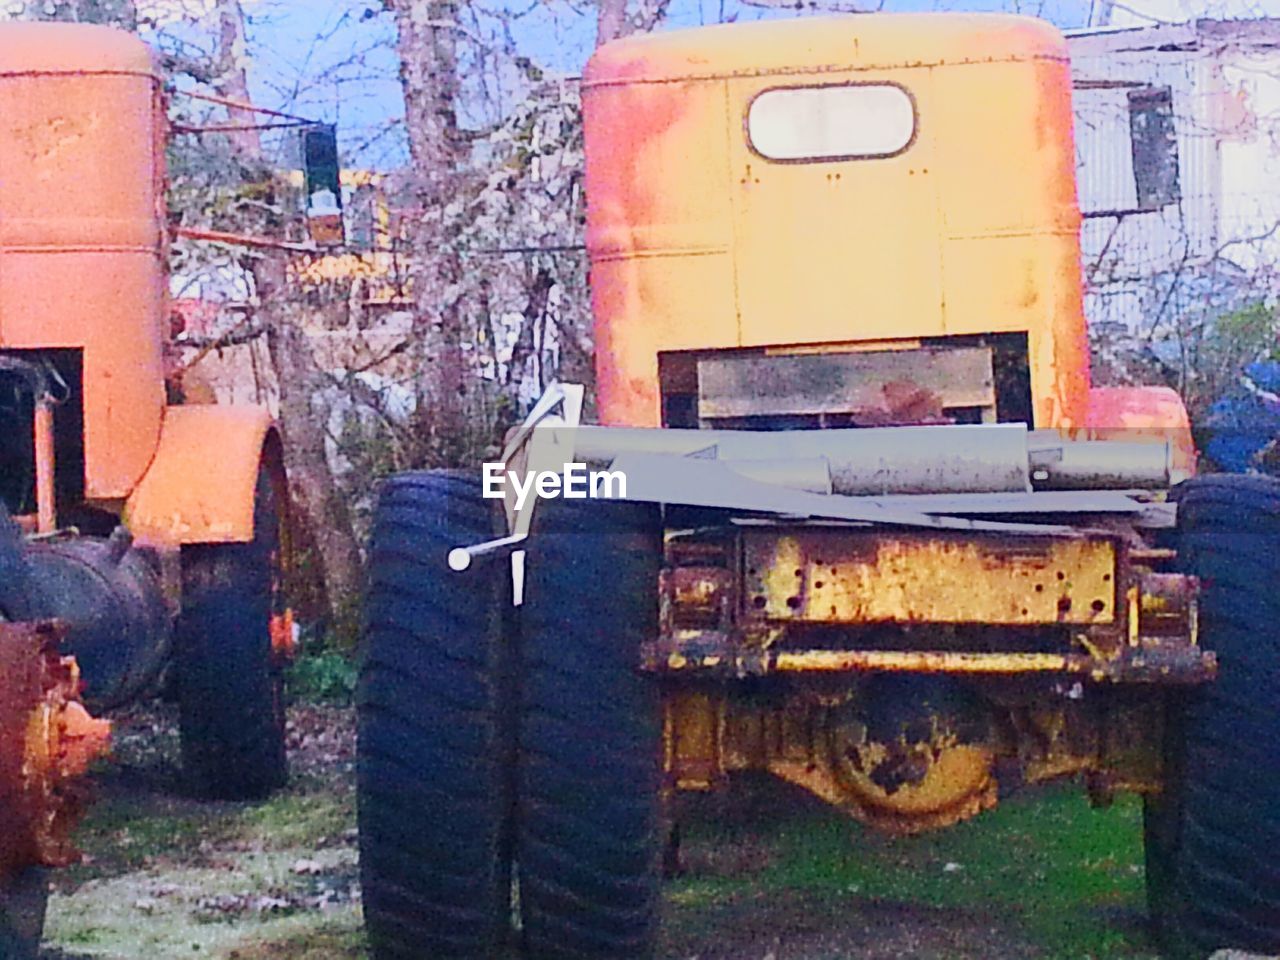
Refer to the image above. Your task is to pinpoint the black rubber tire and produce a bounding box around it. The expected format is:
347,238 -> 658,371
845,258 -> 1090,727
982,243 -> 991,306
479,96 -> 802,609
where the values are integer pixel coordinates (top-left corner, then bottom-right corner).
0,868 -> 47,960
0,501 -> 33,622
517,495 -> 663,960
1145,474 -> 1280,958
357,471 -> 513,960
175,466 -> 288,800
0,510 -> 44,959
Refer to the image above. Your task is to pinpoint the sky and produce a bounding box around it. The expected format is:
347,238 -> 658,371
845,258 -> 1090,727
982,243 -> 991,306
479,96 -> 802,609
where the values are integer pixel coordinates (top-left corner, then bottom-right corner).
144,0 -> 1280,171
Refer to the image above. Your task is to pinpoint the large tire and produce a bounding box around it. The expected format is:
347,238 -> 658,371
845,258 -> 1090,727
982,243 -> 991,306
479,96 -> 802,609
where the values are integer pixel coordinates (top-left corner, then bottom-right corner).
0,868 -> 47,960
0,512 -> 44,960
357,471 -> 513,960
0,502 -> 33,622
1145,474 -> 1280,958
518,496 -> 663,960
175,466 -> 288,800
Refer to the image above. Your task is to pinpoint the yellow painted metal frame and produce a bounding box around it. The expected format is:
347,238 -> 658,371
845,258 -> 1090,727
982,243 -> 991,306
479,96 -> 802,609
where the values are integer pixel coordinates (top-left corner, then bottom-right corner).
744,529 -> 1117,625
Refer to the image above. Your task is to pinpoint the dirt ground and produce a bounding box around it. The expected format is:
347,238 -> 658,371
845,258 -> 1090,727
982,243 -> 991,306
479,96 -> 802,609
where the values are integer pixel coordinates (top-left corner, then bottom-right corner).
42,703 -> 363,960
41,703 -> 1162,960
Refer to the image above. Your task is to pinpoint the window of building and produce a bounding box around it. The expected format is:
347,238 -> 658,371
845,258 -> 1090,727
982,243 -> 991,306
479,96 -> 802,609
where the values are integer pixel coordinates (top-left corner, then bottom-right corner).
1128,86 -> 1180,210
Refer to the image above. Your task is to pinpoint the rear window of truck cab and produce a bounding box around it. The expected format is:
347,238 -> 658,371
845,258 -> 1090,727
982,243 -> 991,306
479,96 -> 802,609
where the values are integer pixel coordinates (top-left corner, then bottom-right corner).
747,83 -> 916,161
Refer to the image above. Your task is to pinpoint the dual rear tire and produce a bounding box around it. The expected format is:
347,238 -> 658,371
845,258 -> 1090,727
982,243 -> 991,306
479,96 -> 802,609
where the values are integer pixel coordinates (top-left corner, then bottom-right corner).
357,472 -> 662,959
1145,474 -> 1280,958
361,470 -> 1280,960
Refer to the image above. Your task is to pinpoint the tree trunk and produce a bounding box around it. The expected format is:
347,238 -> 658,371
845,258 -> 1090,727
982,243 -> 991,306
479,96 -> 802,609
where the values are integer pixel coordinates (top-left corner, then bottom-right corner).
596,0 -> 629,47
393,0 -> 468,466
213,0 -> 365,641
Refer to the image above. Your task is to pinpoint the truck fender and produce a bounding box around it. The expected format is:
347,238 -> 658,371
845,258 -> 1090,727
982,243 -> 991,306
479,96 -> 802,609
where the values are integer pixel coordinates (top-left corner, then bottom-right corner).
1085,385 -> 1197,480
124,404 -> 284,547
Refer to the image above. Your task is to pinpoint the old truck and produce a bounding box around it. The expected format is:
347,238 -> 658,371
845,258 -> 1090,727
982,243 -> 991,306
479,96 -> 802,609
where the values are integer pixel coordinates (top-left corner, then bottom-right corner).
0,22 -> 292,956
357,13 -> 1278,960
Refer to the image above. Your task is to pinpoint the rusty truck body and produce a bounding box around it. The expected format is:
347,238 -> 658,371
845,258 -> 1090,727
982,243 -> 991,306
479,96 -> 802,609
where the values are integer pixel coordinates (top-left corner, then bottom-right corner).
0,23 -> 293,956
357,13 -> 1279,960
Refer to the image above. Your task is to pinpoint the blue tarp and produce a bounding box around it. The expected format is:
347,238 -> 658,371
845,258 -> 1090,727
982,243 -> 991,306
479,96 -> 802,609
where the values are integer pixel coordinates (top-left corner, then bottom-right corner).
1203,360 -> 1280,473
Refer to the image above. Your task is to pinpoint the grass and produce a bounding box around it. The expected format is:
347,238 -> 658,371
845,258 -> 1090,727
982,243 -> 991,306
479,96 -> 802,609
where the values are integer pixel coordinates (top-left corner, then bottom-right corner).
218,923 -> 367,959
58,786 -> 355,883
285,649 -> 358,705
239,791 -> 355,850
45,706 -> 363,960
668,777 -> 1159,959
46,704 -> 1161,960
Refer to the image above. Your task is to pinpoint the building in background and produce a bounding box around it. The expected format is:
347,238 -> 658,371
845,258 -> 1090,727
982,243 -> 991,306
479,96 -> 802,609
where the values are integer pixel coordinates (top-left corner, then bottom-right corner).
1067,20 -> 1280,373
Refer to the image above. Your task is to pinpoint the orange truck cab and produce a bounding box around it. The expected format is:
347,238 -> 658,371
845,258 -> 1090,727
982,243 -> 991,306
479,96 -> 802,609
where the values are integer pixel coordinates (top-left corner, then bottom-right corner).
0,22 -> 281,543
0,24 -> 292,952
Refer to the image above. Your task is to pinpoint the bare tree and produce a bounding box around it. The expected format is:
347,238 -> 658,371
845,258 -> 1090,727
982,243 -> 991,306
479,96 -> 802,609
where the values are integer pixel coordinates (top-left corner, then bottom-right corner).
596,0 -> 676,47
391,0 -> 470,465
208,0 -> 366,637
597,0 -> 628,46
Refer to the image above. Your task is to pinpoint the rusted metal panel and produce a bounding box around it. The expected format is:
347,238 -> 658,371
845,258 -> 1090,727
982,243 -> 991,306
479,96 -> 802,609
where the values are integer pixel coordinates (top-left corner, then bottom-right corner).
0,621 -> 110,884
662,689 -> 726,791
696,347 -> 995,422
743,529 -> 1118,625
650,527 -> 1210,682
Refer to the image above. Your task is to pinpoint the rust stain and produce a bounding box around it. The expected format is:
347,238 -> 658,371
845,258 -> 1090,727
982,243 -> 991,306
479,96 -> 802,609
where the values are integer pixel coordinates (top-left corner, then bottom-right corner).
746,531 -> 1117,625
0,622 -> 111,883
13,111 -> 102,178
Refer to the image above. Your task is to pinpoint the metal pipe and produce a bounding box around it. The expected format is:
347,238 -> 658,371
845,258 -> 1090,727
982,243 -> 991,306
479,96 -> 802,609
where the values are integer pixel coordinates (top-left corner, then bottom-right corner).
172,225 -> 315,253
539,424 -> 1174,495
33,398 -> 55,535
0,357 -> 59,532
1027,430 -> 1171,490
566,423 -> 1034,496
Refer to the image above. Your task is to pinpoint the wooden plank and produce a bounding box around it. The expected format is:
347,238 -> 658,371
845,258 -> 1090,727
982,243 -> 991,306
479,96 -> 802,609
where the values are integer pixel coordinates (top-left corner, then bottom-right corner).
697,347 -> 995,421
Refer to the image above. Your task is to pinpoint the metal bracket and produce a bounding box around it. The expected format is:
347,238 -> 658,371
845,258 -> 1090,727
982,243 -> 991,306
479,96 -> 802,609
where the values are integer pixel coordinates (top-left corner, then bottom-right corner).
447,381 -> 585,606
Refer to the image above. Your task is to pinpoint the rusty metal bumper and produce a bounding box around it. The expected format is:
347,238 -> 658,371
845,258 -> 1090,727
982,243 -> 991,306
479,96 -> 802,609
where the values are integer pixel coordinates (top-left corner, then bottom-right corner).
647,527 -> 1213,687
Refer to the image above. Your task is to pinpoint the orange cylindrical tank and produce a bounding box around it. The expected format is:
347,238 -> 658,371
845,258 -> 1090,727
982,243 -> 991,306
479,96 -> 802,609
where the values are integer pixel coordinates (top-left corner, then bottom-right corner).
583,14 -> 1091,432
0,23 -> 167,502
